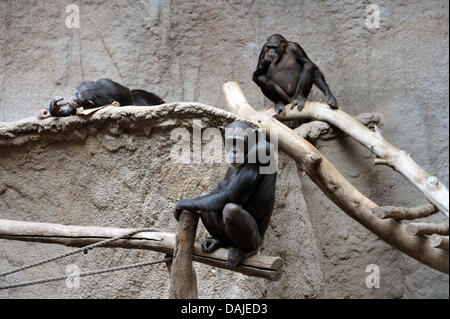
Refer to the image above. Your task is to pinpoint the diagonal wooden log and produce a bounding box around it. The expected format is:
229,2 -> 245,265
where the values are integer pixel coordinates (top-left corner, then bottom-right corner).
266,102 -> 449,217
0,218 -> 282,280
222,81 -> 448,274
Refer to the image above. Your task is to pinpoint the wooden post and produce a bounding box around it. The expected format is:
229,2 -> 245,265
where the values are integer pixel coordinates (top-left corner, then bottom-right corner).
169,211 -> 199,299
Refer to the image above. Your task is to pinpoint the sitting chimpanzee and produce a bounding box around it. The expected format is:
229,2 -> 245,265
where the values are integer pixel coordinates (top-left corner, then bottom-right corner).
253,34 -> 338,115
174,121 -> 277,269
38,78 -> 165,119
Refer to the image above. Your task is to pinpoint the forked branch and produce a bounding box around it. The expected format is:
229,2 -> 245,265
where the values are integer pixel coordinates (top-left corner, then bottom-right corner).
267,103 -> 449,217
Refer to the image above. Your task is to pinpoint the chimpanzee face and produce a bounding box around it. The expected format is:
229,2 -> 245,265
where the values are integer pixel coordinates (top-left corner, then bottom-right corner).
225,135 -> 247,168
68,88 -> 99,109
265,44 -> 281,63
220,121 -> 257,168
264,34 -> 287,63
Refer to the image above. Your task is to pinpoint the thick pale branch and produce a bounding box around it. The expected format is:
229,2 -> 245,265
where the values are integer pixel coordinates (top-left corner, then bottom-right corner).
0,219 -> 282,281
406,222 -> 449,236
374,204 -> 438,220
268,102 -> 449,216
223,81 -> 448,274
430,235 -> 449,250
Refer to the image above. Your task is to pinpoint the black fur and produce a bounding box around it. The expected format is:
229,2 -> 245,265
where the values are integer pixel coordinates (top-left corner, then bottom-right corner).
40,78 -> 164,118
175,121 -> 277,269
131,89 -> 165,106
253,34 -> 337,114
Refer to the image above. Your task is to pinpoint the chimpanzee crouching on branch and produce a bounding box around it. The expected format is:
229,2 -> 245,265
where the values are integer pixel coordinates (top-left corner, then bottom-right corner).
253,34 -> 338,115
38,78 -> 165,119
174,121 -> 277,269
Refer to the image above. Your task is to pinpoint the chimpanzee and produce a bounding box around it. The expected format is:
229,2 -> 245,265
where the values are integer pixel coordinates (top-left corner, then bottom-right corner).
37,78 -> 165,119
174,121 -> 277,269
253,34 -> 338,115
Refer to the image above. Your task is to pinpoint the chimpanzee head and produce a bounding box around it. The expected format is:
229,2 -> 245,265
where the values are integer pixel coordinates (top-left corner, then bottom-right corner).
264,34 -> 287,63
219,121 -> 258,168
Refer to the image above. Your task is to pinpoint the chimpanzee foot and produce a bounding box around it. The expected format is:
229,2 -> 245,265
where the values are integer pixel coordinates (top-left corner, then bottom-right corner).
50,96 -> 64,108
274,102 -> 286,116
201,237 -> 222,253
48,96 -> 66,114
325,94 -> 338,109
37,108 -> 51,119
226,248 -> 257,269
291,98 -> 306,112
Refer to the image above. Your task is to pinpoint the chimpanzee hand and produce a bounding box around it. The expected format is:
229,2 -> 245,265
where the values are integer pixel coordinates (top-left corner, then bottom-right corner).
174,199 -> 196,221
262,57 -> 272,67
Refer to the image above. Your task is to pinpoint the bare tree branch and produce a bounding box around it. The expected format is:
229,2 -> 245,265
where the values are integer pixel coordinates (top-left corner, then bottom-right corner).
374,204 -> 438,220
267,102 -> 449,216
430,234 -> 449,250
406,222 -> 449,236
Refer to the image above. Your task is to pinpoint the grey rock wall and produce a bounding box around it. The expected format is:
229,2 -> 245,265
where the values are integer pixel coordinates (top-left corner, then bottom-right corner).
0,0 -> 448,298
0,105 -> 324,298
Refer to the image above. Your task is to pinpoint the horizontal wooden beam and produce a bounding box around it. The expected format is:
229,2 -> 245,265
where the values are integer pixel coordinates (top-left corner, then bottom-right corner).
0,219 -> 282,281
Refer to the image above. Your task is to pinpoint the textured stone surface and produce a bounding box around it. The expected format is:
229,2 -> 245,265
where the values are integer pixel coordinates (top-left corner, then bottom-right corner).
0,0 -> 448,298
0,105 -> 323,298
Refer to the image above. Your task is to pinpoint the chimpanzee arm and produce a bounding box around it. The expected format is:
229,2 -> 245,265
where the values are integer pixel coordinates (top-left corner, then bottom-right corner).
252,44 -> 270,82
206,167 -> 237,195
290,43 -> 337,108
207,179 -> 227,196
175,165 -> 261,215
289,43 -> 314,67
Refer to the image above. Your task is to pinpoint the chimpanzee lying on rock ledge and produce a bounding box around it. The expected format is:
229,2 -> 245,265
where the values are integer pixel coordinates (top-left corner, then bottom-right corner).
38,78 -> 165,119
